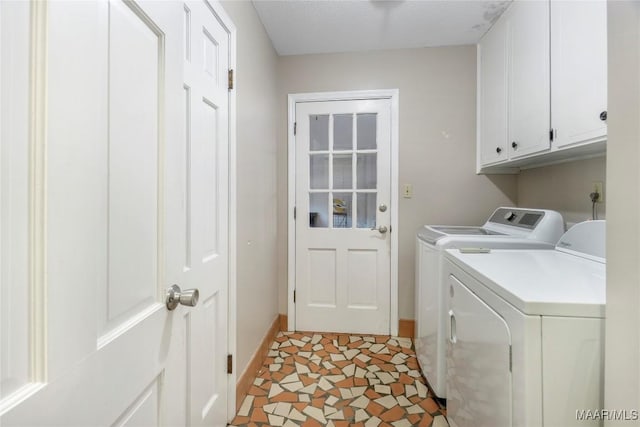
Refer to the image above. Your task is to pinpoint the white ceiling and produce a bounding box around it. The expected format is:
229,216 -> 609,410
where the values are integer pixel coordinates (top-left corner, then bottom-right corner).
252,0 -> 512,56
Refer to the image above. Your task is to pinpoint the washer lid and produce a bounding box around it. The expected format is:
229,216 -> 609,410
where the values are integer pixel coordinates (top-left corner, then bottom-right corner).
430,226 -> 504,236
445,249 -> 605,318
418,226 -> 504,244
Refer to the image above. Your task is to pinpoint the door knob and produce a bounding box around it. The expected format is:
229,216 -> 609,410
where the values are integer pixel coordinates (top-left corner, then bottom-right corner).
166,284 -> 199,311
371,225 -> 388,234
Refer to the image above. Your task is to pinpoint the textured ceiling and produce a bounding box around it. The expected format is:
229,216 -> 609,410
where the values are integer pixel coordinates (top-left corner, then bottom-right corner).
252,0 -> 512,56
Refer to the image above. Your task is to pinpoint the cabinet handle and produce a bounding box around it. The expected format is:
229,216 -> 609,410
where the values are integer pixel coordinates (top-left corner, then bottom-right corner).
511,141 -> 518,149
600,111 -> 607,121
496,147 -> 502,154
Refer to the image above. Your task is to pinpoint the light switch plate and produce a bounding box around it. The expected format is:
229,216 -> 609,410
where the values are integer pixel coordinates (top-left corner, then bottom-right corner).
403,184 -> 413,198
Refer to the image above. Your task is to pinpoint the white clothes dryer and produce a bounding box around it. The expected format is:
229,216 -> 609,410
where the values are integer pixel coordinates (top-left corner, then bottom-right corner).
444,220 -> 606,427
415,207 -> 564,399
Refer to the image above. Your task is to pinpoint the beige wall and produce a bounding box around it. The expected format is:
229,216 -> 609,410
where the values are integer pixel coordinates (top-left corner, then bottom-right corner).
517,157 -> 606,227
216,1 -> 635,415
604,1 -> 640,421
220,1 -> 280,377
277,47 -> 518,320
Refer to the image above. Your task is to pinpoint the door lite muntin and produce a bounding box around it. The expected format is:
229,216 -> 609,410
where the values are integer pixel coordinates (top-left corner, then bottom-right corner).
308,113 -> 378,229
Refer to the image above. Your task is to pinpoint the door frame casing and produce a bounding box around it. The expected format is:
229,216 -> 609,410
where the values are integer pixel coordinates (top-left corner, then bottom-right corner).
287,89 -> 400,335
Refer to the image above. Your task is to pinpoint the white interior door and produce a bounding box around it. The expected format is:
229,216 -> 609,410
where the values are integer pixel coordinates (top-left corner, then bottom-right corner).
0,1 -> 232,425
294,99 -> 391,335
181,1 -> 230,424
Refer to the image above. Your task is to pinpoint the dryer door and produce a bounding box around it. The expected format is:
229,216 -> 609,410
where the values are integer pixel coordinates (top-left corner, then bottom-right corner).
447,275 -> 513,427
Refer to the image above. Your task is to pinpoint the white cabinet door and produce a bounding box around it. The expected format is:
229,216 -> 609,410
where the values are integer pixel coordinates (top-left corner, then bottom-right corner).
551,0 -> 607,148
478,16 -> 509,166
508,0 -> 551,159
447,275 -> 512,427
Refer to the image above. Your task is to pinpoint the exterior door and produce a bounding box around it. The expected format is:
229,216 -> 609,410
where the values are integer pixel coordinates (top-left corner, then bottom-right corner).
294,99 -> 391,335
0,0 -> 232,425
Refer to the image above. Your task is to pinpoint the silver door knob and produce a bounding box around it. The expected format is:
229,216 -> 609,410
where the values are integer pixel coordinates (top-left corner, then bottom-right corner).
371,225 -> 388,234
166,284 -> 199,311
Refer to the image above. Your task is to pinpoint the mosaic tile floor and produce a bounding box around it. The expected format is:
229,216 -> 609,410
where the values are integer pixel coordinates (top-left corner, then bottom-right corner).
231,332 -> 448,427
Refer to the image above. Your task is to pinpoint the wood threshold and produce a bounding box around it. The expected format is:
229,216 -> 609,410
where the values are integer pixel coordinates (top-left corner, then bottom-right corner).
278,314 -> 415,338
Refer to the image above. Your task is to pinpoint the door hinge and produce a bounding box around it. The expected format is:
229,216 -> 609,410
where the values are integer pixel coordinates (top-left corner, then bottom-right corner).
228,69 -> 234,91
294,206 -> 296,219
509,345 -> 512,372
227,354 -> 233,374
294,122 -> 297,135
293,290 -> 296,303
549,128 -> 554,142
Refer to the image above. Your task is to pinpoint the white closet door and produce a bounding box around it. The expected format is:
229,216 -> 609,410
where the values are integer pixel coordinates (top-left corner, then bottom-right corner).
0,1 -> 232,425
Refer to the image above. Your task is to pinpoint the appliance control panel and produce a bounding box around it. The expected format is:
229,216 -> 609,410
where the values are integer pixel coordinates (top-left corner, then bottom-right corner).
488,208 -> 545,230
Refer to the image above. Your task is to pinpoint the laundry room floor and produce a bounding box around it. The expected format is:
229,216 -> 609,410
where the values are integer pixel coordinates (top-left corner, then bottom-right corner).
230,332 -> 448,427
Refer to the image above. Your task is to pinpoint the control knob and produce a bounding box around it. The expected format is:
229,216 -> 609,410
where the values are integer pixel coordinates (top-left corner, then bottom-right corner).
504,211 -> 517,222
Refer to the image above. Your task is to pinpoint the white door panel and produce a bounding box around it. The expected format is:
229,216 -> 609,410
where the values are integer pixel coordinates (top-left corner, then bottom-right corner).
0,0 -> 232,425
0,0 -> 31,401
295,99 -> 391,335
550,0 -> 607,148
183,1 -> 229,423
478,16 -> 508,165
508,0 -> 550,158
447,275 -> 512,427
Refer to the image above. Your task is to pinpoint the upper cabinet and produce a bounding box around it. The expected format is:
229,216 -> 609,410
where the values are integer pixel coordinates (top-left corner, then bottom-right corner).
550,0 -> 608,148
477,0 -> 607,173
509,0 -> 551,159
478,15 -> 508,166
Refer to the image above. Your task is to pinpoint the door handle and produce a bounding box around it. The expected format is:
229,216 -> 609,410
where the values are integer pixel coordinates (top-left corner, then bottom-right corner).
449,310 -> 457,344
371,225 -> 388,234
166,284 -> 199,310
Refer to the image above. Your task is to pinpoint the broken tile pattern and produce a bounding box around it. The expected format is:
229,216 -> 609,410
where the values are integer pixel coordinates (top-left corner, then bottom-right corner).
231,332 -> 447,427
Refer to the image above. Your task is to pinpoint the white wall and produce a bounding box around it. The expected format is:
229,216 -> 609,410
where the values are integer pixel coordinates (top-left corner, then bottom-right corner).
277,47 -> 518,321
517,157 -> 606,227
604,1 -> 640,421
219,1 -> 279,378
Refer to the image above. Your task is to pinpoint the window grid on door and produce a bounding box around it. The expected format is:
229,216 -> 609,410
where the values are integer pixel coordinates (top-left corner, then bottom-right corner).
308,113 -> 378,229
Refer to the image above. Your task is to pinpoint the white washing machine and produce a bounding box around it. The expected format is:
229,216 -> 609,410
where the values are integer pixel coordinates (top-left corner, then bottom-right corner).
415,207 -> 564,399
444,220 -> 606,427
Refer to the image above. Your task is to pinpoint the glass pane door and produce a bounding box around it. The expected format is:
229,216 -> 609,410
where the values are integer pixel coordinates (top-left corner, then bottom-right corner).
308,112 -> 378,229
